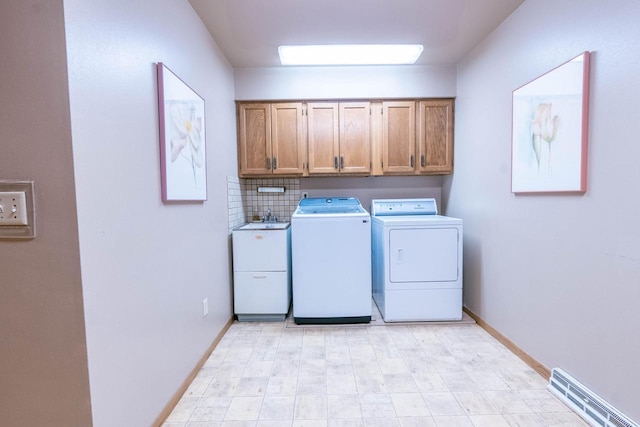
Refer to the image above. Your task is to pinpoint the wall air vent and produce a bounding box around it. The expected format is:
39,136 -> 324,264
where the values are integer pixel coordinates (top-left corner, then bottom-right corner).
548,368 -> 638,427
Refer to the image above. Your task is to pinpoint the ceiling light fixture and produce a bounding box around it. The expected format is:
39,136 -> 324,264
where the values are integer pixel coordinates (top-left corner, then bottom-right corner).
278,44 -> 424,66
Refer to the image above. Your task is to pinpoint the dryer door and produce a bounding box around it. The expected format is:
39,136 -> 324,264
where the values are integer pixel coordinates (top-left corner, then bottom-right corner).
389,227 -> 459,283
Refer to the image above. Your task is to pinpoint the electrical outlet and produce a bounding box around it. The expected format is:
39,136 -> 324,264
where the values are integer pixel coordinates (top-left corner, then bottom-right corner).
0,192 -> 28,226
202,298 -> 208,317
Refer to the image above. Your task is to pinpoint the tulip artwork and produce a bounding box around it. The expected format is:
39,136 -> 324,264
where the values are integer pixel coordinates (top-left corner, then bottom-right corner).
157,63 -> 207,202
511,52 -> 590,194
531,102 -> 560,172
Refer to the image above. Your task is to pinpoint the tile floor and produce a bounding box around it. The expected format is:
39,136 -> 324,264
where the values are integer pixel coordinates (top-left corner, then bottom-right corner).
163,311 -> 587,427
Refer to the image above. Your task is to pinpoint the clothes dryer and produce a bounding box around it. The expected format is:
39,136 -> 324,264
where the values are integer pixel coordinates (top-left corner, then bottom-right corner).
371,198 -> 462,322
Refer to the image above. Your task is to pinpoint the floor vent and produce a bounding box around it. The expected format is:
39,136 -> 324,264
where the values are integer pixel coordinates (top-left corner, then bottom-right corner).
549,368 -> 638,427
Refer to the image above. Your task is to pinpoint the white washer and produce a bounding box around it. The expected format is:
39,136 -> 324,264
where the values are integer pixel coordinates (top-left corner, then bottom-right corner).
371,198 -> 463,322
292,197 -> 372,324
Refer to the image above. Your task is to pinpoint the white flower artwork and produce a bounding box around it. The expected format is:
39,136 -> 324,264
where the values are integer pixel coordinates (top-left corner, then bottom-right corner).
157,63 -> 207,201
511,52 -> 590,194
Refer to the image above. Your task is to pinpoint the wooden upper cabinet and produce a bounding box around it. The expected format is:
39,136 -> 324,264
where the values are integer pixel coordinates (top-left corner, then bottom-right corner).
417,100 -> 454,174
307,101 -> 371,175
237,102 -> 304,176
237,103 -> 271,175
271,103 -> 305,175
382,101 -> 416,174
237,98 -> 453,177
307,102 -> 340,174
339,102 -> 371,174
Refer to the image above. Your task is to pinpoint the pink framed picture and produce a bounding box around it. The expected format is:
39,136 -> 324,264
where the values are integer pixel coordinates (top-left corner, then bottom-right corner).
511,52 -> 590,194
157,62 -> 207,202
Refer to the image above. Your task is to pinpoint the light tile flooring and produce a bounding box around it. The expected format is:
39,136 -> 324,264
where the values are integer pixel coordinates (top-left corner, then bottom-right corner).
164,313 -> 587,427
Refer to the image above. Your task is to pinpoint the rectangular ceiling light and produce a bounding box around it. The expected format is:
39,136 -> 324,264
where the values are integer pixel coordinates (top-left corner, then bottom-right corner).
278,44 -> 423,66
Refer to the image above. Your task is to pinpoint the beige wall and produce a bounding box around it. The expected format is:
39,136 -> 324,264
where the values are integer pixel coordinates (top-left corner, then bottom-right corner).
445,0 -> 640,420
62,0 -> 238,425
233,64 -> 456,100
1,0 -> 237,424
0,1 -> 92,425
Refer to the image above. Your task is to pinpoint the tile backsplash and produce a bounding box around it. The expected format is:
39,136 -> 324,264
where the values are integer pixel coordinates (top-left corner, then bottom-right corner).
227,176 -> 246,232
227,176 -> 301,232
243,178 -> 300,223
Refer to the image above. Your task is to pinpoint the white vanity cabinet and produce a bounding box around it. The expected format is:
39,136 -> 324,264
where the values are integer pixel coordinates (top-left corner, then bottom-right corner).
232,223 -> 291,321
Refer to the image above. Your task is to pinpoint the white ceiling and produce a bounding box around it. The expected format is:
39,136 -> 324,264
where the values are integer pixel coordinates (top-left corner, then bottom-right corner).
189,0 -> 524,68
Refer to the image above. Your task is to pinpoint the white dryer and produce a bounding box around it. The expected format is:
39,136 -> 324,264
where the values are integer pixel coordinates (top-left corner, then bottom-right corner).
371,198 -> 463,322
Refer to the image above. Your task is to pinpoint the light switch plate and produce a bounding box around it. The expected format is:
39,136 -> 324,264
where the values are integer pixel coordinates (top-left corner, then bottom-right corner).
0,191 -> 28,225
0,181 -> 35,239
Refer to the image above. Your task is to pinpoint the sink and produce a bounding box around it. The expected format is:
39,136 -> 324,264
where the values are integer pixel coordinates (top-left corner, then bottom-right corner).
237,222 -> 290,230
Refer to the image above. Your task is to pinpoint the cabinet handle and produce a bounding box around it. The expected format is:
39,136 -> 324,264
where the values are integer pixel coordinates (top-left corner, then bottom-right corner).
340,156 -> 344,169
421,154 -> 426,167
273,157 -> 277,170
334,156 -> 338,169
252,274 -> 268,279
410,155 -> 414,167
266,157 -> 271,170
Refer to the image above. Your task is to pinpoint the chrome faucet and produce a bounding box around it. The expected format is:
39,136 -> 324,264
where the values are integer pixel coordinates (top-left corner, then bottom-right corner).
263,208 -> 277,222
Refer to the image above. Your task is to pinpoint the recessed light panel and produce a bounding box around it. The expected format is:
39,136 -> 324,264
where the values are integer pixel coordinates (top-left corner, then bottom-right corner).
278,44 -> 423,66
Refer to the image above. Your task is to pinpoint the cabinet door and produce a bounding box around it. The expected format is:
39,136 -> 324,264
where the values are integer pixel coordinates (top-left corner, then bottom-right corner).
339,102 -> 371,174
417,100 -> 454,174
233,272 -> 290,314
307,102 -> 340,174
382,101 -> 416,174
237,103 -> 271,175
271,103 -> 305,175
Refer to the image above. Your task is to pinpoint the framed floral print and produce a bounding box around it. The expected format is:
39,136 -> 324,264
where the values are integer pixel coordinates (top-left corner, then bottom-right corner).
511,52 -> 590,194
157,62 -> 207,202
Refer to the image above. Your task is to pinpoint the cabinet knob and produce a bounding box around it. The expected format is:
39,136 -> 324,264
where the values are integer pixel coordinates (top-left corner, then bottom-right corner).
410,155 -> 414,167
266,157 -> 271,170
340,156 -> 344,169
334,156 -> 338,169
273,157 -> 277,170
421,154 -> 426,167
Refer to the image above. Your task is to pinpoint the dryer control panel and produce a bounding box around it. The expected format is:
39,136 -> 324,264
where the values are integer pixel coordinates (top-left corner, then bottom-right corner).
371,198 -> 438,216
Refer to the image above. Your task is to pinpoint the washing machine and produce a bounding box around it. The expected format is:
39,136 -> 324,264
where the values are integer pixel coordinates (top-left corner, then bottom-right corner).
371,198 -> 462,322
291,197 -> 371,324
